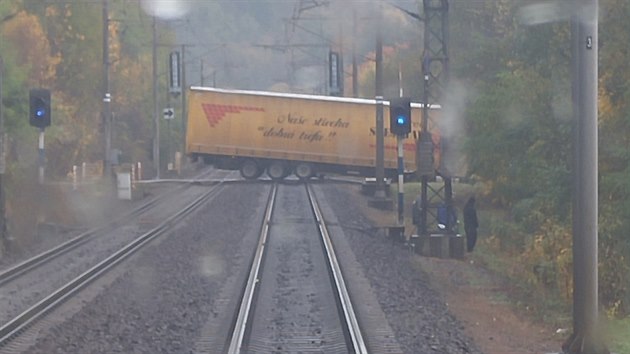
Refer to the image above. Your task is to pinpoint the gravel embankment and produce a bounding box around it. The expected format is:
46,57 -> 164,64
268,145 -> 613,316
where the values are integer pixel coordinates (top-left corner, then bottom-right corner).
0,184 -> 211,327
319,183 -> 483,354
22,183 -> 269,354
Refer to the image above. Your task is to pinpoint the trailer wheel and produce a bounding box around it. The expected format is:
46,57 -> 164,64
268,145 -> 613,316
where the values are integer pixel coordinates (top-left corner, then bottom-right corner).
240,159 -> 262,180
267,161 -> 288,180
294,163 -> 314,180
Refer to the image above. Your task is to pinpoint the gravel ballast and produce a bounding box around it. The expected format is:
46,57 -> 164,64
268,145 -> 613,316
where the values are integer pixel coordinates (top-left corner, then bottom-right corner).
15,181 -> 483,354
22,183 -> 269,354
319,183 -> 483,354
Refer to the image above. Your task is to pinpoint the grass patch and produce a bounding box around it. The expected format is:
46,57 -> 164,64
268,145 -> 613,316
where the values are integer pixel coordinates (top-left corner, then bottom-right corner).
607,317 -> 630,353
469,213 -> 573,328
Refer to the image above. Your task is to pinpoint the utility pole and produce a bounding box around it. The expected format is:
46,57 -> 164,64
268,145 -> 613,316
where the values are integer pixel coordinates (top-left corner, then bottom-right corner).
38,128 -> 45,184
563,1 -> 608,353
374,13 -> 385,198
419,0 -> 450,236
0,57 -> 6,249
152,16 -> 160,179
166,87 -> 171,172
102,0 -> 112,179
180,44 -> 188,155
200,60 -> 204,86
352,10 -> 358,98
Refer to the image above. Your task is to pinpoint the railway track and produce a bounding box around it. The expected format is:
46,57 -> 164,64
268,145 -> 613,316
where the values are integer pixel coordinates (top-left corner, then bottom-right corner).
227,183 -> 367,353
0,167 -> 222,287
0,170 -> 229,349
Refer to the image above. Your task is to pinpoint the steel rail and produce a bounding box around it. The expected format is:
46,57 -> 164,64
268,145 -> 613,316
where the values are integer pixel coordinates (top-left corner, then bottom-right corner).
0,183 -> 224,346
227,183 -> 277,354
0,198 -> 159,287
0,168 -> 218,287
306,184 -> 368,354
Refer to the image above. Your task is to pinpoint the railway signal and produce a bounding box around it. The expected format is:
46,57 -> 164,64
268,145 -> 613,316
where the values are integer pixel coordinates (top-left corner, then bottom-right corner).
389,97 -> 412,229
389,97 -> 411,136
29,88 -> 51,128
169,51 -> 181,96
29,88 -> 50,184
329,50 -> 343,96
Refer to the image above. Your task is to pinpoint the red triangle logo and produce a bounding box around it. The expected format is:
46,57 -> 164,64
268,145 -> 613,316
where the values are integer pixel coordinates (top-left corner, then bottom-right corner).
201,104 -> 265,127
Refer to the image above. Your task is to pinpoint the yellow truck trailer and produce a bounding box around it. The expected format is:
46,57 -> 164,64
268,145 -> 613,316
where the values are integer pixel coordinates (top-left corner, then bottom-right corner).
186,86 -> 439,180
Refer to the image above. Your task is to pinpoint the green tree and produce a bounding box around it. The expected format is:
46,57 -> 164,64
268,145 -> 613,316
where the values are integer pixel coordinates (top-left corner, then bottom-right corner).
457,0 -> 630,317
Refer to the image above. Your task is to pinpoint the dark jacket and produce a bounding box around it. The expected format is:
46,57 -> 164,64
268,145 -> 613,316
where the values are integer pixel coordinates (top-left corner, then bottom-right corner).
463,197 -> 478,230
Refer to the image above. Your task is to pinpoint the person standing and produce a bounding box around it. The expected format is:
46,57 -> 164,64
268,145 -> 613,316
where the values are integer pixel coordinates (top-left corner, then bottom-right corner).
463,196 -> 478,252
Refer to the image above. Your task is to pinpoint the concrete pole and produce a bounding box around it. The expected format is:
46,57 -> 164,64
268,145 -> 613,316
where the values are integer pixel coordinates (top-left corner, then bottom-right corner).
166,83 -> 171,171
152,16 -> 160,179
397,135 -> 404,225
72,165 -> 77,191
200,60 -> 204,86
0,57 -> 5,246
375,16 -> 385,197
563,1 -> 608,353
38,128 -> 45,184
420,55 -> 430,235
352,10 -> 358,98
102,0 -> 112,178
181,45 -> 187,157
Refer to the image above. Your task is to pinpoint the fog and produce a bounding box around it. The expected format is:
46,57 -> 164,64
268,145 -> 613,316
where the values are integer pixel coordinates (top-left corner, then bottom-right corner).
164,0 -> 421,94
141,0 -> 191,20
439,80 -> 470,177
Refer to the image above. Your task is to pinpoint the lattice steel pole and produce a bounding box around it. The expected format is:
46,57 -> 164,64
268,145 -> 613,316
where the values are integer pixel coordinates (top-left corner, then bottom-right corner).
420,0 -> 450,235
